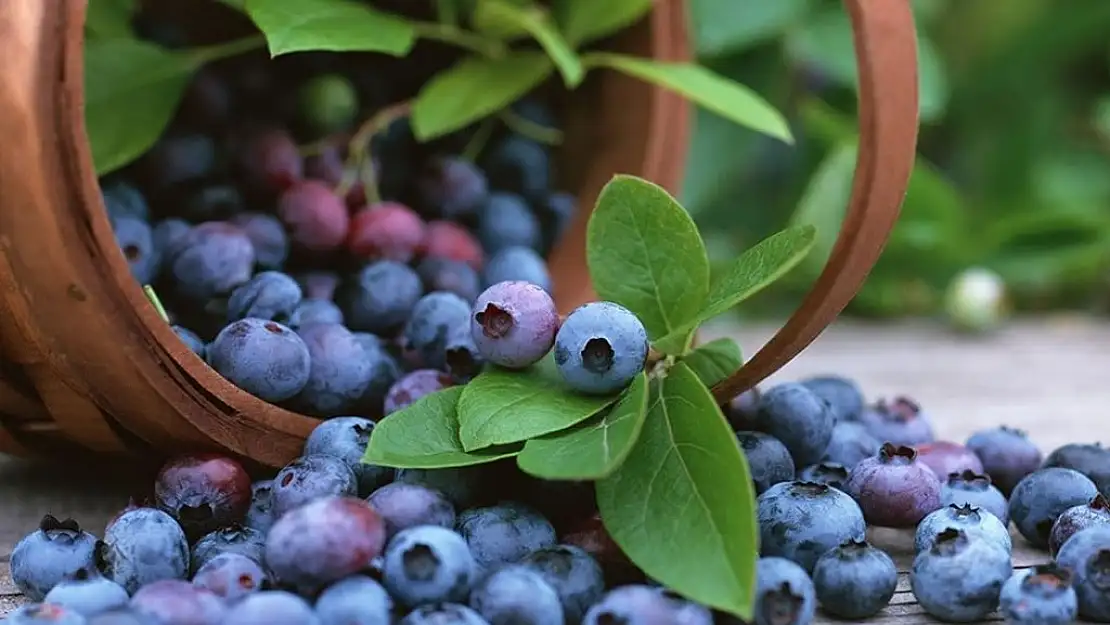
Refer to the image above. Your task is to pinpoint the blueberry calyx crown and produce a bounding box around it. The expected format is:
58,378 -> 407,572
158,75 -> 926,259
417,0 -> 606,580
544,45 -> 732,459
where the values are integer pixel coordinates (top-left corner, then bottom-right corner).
581,337 -> 615,374
947,502 -> 981,520
999,425 -> 1029,438
1090,493 -> 1110,511
878,442 -> 917,463
931,528 -> 969,556
875,396 -> 920,422
1023,562 -> 1073,592
1088,549 -> 1110,590
475,303 -> 513,339
759,581 -> 805,622
791,480 -> 832,496
809,462 -> 849,481
836,538 -> 871,557
947,469 -> 991,489
39,514 -> 81,534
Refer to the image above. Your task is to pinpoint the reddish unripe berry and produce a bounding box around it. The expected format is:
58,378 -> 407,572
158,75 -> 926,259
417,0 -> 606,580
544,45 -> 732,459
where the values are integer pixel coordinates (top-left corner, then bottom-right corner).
239,128 -> 303,193
423,220 -> 484,270
915,441 -> 985,479
347,202 -> 427,263
154,454 -> 252,541
846,443 -> 942,528
278,180 -> 350,252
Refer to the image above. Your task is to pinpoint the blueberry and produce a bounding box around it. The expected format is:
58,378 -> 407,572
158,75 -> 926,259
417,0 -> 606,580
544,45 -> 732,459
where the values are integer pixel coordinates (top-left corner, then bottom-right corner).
534,191 -> 575,254
340,260 -> 425,334
292,323 -> 374,415
352,333 -> 403,414
298,73 -> 358,134
277,179 -> 350,252
97,507 -> 189,594
1010,467 -> 1099,548
243,480 -> 275,534
287,298 -> 345,328
509,98 -> 558,130
6,603 -> 88,625
737,431 -> 795,494
102,181 -> 149,221
858,397 -> 935,446
811,539 -> 896,619
306,416 -> 394,497
820,421 -> 879,469
138,133 -> 217,190
519,544 -> 605,622
207,318 -> 311,402
915,503 -> 1012,554
456,502 -> 557,573
172,325 -> 206,358
230,213 -> 288,270
726,387 -> 760,431
192,552 -> 267,601
914,441 -> 984,479
1053,524 -> 1110,620
396,467 -> 489,510
398,603 -> 490,625
111,216 -> 158,284
999,563 -> 1078,625
470,281 -> 558,369
86,608 -> 159,625
910,528 -> 1012,622
403,292 -> 476,371
423,220 -> 485,271
315,575 -> 394,625
43,569 -> 129,617
152,218 -> 192,267
265,496 -> 386,593
222,590 -> 321,625
846,443 -> 942,528
385,370 -> 456,415
801,374 -> 864,423
752,383 -> 836,467
966,425 -> 1042,495
752,557 -> 816,625
417,258 -> 482,303
10,515 -> 99,600
296,271 -> 341,301
476,193 -> 542,254
796,462 -> 849,492
190,524 -> 265,573
757,481 -> 865,573
483,246 -> 551,292
348,202 -> 428,263
468,565 -> 563,625
154,453 -> 252,540
1050,493 -> 1110,557
416,156 -> 489,219
941,470 -> 1009,525
1043,442 -> 1110,498
382,525 -> 477,606
367,482 -> 456,539
129,579 -> 226,625
171,222 -> 255,300
481,135 -> 550,202
272,454 -> 359,517
553,302 -> 647,395
582,585 -> 710,625
226,271 -> 303,322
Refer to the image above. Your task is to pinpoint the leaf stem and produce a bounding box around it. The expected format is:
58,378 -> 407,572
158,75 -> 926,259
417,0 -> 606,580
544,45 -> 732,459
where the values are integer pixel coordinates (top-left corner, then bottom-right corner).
498,108 -> 563,145
143,285 -> 170,323
189,34 -> 266,65
411,20 -> 507,58
461,117 -> 497,161
338,101 -> 412,201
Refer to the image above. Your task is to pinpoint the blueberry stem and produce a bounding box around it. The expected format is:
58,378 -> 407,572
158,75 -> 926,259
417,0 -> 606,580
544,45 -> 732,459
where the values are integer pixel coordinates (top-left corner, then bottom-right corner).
143,285 -> 170,323
339,101 -> 411,201
410,21 -> 507,58
498,108 -> 564,145
461,117 -> 497,161
189,34 -> 266,66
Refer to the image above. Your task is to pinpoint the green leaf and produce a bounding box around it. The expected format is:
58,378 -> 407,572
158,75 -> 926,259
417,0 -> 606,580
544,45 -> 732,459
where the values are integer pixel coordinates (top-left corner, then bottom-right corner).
693,0 -> 810,58
788,142 -> 859,276
516,373 -> 649,480
652,225 -> 816,354
553,0 -> 652,47
682,338 -> 742,388
583,53 -> 792,143
85,39 -> 201,175
472,0 -> 532,39
475,0 -> 584,86
586,175 -> 710,348
363,387 -> 522,468
597,363 -> 758,618
85,0 -> 137,39
244,0 -> 416,57
411,52 -> 554,141
456,354 -> 617,452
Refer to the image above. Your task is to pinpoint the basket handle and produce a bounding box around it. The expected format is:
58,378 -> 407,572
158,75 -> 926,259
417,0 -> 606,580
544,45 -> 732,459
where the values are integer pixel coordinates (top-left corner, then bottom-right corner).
710,0 -> 920,403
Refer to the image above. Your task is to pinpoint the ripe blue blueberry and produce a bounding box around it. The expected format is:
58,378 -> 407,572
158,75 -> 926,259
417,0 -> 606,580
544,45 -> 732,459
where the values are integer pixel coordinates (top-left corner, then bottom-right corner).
152,218 -> 192,268
553,302 -> 647,395
535,191 -> 576,255
382,525 -> 477,606
306,416 -> 394,497
190,524 -> 265,574
483,246 -> 551,293
811,539 -> 897,619
10,515 -> 99,601
221,590 -> 321,625
367,482 -> 456,540
582,585 -> 711,625
941,470 -> 1009,525
292,323 -> 375,416
456,502 -> 557,574
846,443 -> 942,528
858,396 -> 935,446
416,156 -> 489,219
1009,467 -> 1099,548
752,383 -> 836,468
98,508 -> 189,594
340,260 -> 425,334
520,545 -> 605,622
417,257 -> 482,303
1050,494 -> 1110,557
1053,524 -> 1110,621
243,480 -> 275,534
796,462 -> 850,492
315,575 -> 394,625
965,425 -> 1042,495
752,557 -> 816,625
398,603 -> 490,625
353,333 -> 403,415
404,292 -> 476,372
726,387 -> 760,431
287,298 -> 345,329
999,563 -> 1078,625
1043,442 -> 1110,498
230,212 -> 289,270
396,466 -> 489,510
481,135 -> 550,202
736,431 -> 795,494
476,193 -> 542,254
171,222 -> 255,301
206,318 -> 311,402
468,565 -> 563,625
801,374 -> 864,423
910,528 -> 1012,622
129,579 -> 226,625
102,181 -> 149,221
471,281 -> 558,369
192,552 -> 267,602
271,454 -> 359,518
172,325 -> 205,358
384,370 -> 456,415
6,603 -> 88,625
914,503 -> 1012,554
757,481 -> 866,574
43,569 -> 129,617
821,421 -> 880,469
111,216 -> 158,285
226,271 -> 303,322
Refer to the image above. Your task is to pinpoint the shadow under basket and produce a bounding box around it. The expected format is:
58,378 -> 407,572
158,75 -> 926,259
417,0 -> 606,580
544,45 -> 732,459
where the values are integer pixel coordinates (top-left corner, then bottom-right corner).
0,0 -> 921,468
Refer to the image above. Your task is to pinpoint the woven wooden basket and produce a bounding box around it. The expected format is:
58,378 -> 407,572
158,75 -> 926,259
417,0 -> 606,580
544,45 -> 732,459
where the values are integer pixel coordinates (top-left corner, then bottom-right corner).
0,0 -> 919,468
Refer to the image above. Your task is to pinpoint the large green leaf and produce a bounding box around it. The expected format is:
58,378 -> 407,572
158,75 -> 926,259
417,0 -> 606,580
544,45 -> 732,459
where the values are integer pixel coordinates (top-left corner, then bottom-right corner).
681,338 -> 742,388
553,0 -> 653,47
245,0 -> 417,56
85,0 -> 137,39
475,0 -> 583,86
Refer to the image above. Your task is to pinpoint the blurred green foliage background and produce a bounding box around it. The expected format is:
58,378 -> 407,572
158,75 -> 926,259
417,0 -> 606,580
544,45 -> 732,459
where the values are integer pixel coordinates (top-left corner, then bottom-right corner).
682,0 -> 1110,318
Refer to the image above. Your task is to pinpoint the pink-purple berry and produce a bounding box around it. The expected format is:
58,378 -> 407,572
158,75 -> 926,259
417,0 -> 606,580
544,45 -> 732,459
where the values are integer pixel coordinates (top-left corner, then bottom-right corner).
471,281 -> 559,369
846,443 -> 942,528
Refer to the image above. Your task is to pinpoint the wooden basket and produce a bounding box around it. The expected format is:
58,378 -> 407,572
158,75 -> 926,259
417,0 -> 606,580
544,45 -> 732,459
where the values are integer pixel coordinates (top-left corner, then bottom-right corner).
0,0 -> 919,467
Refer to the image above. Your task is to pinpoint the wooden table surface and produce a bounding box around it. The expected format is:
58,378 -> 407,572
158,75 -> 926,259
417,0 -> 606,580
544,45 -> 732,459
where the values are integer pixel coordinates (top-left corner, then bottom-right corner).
3,318 -> 1108,621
